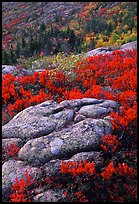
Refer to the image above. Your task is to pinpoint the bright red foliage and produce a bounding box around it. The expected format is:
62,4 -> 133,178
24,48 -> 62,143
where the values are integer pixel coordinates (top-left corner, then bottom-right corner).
101,134 -> 118,153
3,143 -> 20,157
101,161 -> 117,180
9,169 -> 36,202
60,160 -> 95,176
117,163 -> 137,178
2,50 -> 137,129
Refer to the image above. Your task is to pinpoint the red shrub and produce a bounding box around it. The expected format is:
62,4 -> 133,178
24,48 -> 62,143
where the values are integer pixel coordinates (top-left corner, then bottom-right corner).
9,170 -> 36,202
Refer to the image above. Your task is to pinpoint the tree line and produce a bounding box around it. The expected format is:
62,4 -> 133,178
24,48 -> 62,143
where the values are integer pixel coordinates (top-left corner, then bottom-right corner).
2,22 -> 84,65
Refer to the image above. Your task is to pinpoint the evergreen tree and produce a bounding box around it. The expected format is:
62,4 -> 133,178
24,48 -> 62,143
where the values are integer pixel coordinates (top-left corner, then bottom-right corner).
54,14 -> 62,23
44,32 -> 48,42
15,42 -> 20,58
53,26 -> 59,37
59,30 -> 65,38
65,26 -> 70,36
90,38 -> 95,50
40,22 -> 46,32
107,23 -> 113,36
21,36 -> 26,48
23,44 -> 30,58
29,36 -> 35,55
38,32 -> 45,50
22,28 -> 28,37
2,50 -> 9,64
33,37 -> 40,54
68,29 -> 76,50
9,49 -> 16,65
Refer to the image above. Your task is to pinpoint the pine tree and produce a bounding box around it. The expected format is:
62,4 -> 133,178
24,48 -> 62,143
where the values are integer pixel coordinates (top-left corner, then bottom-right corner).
53,26 -> 59,37
66,26 -> 70,36
2,50 -> 9,65
9,49 -> 16,65
15,42 -> 20,58
29,36 -> 35,55
90,38 -> 95,50
40,22 -> 46,32
68,29 -> 76,50
21,36 -> 26,48
22,28 -> 28,37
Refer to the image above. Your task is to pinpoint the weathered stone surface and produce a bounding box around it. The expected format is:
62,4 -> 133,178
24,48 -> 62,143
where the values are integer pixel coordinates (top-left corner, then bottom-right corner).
49,109 -> 75,130
86,41 -> 137,58
43,159 -> 62,177
33,189 -> 65,202
86,47 -> 113,57
120,41 -> 137,51
79,104 -> 111,118
2,65 -> 33,76
2,41 -> 137,201
18,118 -> 111,166
2,138 -> 24,149
2,115 -> 56,141
60,98 -> 103,108
12,100 -> 63,119
2,101 -> 74,141
2,98 -> 118,143
74,113 -> 86,123
2,65 -> 15,74
98,100 -> 119,109
78,100 -> 120,118
2,98 -> 120,200
2,160 -> 42,200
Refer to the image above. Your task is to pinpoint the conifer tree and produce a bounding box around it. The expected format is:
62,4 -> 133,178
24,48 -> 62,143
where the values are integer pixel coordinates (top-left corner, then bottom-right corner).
29,36 -> 35,55
9,49 -> 16,65
68,29 -> 76,50
21,36 -> 26,48
2,50 -> 9,64
40,22 -> 46,32
15,42 -> 20,58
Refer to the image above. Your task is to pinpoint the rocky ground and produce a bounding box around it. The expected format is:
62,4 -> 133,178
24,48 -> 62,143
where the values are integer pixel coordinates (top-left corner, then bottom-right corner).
2,97 -> 121,201
2,2 -> 83,32
2,41 -> 137,202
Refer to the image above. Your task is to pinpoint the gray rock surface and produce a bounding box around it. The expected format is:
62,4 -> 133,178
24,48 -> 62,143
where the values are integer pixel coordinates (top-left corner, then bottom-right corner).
79,105 -> 111,118
18,118 -> 111,166
60,98 -> 104,108
120,41 -> 137,51
86,41 -> 137,57
2,65 -> 15,73
2,65 -> 33,76
2,101 -> 74,141
2,98 -> 120,201
2,160 -> 42,200
2,138 -> 24,149
32,152 -> 104,202
86,47 -> 113,57
33,189 -> 65,202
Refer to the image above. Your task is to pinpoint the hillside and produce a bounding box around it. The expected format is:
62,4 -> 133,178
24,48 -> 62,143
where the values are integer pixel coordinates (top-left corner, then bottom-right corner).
2,2 -> 83,26
2,2 -> 137,202
2,48 -> 137,202
2,2 -> 137,65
